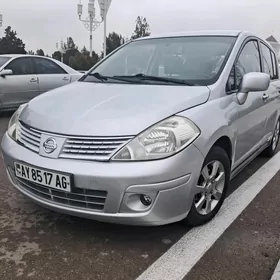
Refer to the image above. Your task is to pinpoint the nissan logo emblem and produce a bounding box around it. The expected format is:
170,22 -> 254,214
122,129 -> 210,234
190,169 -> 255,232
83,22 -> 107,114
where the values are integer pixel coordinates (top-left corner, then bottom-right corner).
43,138 -> 57,154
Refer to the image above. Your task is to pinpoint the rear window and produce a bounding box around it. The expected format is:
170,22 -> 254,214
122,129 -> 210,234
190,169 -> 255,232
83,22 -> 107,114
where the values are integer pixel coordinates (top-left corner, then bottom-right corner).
0,57 -> 10,68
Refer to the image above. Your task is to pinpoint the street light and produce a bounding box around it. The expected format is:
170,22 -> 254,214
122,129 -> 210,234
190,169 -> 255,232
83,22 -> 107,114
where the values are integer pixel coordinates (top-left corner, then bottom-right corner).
77,0 -> 112,57
56,40 -> 69,63
98,0 -> 112,57
77,0 -> 102,57
0,13 -> 3,28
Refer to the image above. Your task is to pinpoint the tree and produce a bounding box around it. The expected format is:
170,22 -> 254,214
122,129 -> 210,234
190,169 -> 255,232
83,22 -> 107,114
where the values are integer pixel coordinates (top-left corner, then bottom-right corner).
0,26 -> 26,54
63,37 -> 79,65
131,16 -> 151,40
52,51 -> 61,61
81,46 -> 89,56
36,49 -> 45,56
69,49 -> 99,71
65,37 -> 77,50
106,32 -> 124,55
28,50 -> 35,55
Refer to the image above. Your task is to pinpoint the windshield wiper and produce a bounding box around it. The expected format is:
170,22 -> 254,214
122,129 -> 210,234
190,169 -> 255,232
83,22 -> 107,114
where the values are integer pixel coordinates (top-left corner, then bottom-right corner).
87,72 -> 139,83
114,73 -> 194,86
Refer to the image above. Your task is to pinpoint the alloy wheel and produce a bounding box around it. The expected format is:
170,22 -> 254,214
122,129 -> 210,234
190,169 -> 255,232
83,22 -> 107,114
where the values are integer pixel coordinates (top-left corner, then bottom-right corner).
194,160 -> 225,215
272,120 -> 280,151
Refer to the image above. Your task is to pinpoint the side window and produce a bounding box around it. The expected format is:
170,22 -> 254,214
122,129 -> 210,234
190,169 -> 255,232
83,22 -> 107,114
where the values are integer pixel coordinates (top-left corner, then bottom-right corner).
5,58 -> 35,75
260,43 -> 274,79
33,58 -> 66,75
270,50 -> 278,80
235,40 -> 261,89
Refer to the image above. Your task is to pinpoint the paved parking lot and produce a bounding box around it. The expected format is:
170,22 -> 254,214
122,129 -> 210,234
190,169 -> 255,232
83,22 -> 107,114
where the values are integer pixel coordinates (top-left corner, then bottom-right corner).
0,112 -> 279,280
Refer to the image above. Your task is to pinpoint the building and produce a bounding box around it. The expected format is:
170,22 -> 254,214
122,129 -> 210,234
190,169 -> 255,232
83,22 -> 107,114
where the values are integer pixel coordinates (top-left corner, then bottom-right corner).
266,35 -> 280,58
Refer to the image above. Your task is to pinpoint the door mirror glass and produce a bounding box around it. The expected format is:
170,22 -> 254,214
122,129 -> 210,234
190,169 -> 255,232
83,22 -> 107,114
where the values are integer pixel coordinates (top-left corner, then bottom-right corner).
0,69 -> 13,76
239,72 -> 270,93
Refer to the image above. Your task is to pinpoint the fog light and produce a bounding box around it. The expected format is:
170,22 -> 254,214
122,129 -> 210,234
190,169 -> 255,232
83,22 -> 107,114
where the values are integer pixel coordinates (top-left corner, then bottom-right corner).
140,194 -> 153,206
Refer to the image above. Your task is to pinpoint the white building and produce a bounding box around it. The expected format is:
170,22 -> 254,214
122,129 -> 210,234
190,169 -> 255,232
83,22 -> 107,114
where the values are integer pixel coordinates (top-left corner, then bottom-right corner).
266,35 -> 280,58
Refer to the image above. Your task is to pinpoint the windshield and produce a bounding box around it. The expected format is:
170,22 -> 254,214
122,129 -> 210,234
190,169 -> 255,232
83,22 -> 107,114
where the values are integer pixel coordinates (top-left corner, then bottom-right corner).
0,57 -> 10,68
83,36 -> 236,86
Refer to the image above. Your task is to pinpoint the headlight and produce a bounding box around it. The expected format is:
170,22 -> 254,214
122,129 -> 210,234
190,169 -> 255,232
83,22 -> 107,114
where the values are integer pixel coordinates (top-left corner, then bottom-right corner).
8,104 -> 27,141
112,116 -> 200,161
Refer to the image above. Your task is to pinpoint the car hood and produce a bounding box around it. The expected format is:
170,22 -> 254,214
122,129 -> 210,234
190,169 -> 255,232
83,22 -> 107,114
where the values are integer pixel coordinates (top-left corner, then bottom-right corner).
20,82 -> 210,136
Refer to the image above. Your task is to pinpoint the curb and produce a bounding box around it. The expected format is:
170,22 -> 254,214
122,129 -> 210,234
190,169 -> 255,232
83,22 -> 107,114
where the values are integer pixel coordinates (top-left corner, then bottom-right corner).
271,259 -> 280,280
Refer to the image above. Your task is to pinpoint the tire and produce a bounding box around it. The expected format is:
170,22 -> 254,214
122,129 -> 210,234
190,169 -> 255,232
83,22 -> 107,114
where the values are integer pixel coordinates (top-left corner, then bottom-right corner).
261,119 -> 280,157
184,146 -> 230,227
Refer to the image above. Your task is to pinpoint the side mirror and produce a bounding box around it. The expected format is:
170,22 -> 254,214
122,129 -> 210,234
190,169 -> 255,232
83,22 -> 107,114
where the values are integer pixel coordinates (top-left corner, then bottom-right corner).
240,72 -> 270,94
0,69 -> 13,77
237,72 -> 270,105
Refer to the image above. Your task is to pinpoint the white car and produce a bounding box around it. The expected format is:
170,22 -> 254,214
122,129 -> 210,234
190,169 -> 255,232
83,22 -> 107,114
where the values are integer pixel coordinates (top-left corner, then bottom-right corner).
0,55 -> 83,111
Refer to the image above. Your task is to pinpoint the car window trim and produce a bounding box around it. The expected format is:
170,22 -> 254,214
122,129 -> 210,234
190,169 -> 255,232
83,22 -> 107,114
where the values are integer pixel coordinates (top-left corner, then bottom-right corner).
259,41 -> 279,81
270,50 -> 278,80
4,57 -> 36,76
32,57 -> 67,75
226,37 -> 262,95
259,41 -> 274,80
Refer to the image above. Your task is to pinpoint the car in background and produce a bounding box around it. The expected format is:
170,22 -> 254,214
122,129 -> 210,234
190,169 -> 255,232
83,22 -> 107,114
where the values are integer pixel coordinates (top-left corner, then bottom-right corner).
0,55 -> 83,111
1,30 -> 280,227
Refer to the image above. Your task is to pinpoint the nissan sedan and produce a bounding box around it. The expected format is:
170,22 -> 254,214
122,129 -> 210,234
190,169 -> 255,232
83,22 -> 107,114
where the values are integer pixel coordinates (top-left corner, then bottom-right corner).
0,55 -> 82,111
1,30 -> 280,226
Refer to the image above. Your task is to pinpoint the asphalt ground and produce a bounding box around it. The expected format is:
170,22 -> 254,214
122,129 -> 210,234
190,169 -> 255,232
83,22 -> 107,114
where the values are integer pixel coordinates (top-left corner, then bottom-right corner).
184,170 -> 280,280
0,111 -> 279,280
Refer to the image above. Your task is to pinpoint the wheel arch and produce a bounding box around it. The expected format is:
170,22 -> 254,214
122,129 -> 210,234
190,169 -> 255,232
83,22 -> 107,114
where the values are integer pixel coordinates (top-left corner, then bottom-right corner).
212,136 -> 233,165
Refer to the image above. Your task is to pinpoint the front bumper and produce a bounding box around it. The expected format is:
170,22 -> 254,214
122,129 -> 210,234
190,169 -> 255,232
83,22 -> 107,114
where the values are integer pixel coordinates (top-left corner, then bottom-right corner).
1,132 -> 204,226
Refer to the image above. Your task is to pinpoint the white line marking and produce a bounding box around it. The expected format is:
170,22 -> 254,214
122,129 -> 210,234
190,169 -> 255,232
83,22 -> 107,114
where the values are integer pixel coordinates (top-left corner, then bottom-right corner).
271,258 -> 280,280
137,152 -> 280,280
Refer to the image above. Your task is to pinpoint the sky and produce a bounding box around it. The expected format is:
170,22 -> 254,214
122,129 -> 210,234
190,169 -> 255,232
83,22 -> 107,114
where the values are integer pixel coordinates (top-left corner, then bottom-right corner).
0,0 -> 280,56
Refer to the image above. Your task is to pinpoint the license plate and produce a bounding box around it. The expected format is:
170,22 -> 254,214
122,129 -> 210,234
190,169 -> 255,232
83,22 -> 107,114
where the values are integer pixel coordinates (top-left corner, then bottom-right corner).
14,162 -> 71,192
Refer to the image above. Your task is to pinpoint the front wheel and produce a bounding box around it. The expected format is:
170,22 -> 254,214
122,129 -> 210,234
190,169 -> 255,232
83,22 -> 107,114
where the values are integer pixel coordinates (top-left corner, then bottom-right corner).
184,146 -> 230,227
262,119 -> 280,157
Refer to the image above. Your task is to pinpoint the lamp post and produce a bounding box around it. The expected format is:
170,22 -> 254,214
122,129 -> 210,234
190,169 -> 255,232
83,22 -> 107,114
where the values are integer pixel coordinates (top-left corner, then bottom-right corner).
77,0 -> 102,57
56,40 -> 70,63
78,0 -> 112,57
0,13 -> 3,28
98,0 -> 112,57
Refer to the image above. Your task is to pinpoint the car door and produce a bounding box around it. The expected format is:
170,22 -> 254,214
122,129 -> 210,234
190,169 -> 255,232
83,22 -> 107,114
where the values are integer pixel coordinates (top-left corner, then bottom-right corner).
32,57 -> 71,94
259,42 -> 280,143
0,57 -> 39,108
229,39 -> 267,168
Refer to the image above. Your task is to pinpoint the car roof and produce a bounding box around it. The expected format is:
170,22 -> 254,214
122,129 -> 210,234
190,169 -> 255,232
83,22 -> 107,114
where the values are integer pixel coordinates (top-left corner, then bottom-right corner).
134,30 -> 258,41
0,54 -> 50,58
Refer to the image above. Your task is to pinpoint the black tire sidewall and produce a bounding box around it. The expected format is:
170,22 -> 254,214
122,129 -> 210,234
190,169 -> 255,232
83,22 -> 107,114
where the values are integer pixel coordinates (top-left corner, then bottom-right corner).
262,118 -> 280,157
185,146 -> 231,226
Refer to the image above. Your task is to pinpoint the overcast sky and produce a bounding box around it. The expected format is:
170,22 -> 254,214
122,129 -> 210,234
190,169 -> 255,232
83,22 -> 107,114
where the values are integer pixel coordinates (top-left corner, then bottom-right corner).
0,0 -> 280,55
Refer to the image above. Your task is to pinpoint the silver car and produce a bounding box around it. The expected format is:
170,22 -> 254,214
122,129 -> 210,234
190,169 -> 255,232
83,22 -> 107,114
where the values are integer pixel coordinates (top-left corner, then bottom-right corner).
0,55 -> 82,111
1,30 -> 280,226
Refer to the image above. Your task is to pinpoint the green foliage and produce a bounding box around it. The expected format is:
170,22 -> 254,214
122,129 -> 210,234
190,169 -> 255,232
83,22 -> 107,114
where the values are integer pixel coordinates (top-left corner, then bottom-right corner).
69,48 -> 99,71
36,49 -> 45,56
131,16 -> 151,40
62,37 -> 79,66
0,26 -> 26,54
52,51 -> 61,61
106,32 -> 124,55
28,50 -> 35,55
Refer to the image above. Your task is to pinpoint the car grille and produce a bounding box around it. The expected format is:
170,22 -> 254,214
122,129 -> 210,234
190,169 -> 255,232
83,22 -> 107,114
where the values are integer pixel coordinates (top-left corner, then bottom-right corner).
60,136 -> 133,161
17,121 -> 133,161
8,167 -> 107,212
17,122 -> 41,153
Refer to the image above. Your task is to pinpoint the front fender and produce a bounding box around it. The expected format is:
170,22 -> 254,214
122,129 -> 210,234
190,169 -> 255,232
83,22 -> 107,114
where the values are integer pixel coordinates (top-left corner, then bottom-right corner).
178,94 -> 238,161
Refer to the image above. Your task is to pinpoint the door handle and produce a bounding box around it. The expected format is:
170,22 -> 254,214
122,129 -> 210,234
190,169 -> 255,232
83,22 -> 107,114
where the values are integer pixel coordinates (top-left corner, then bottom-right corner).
63,77 -> 70,81
276,86 -> 280,94
262,93 -> 269,101
30,77 -> 37,83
